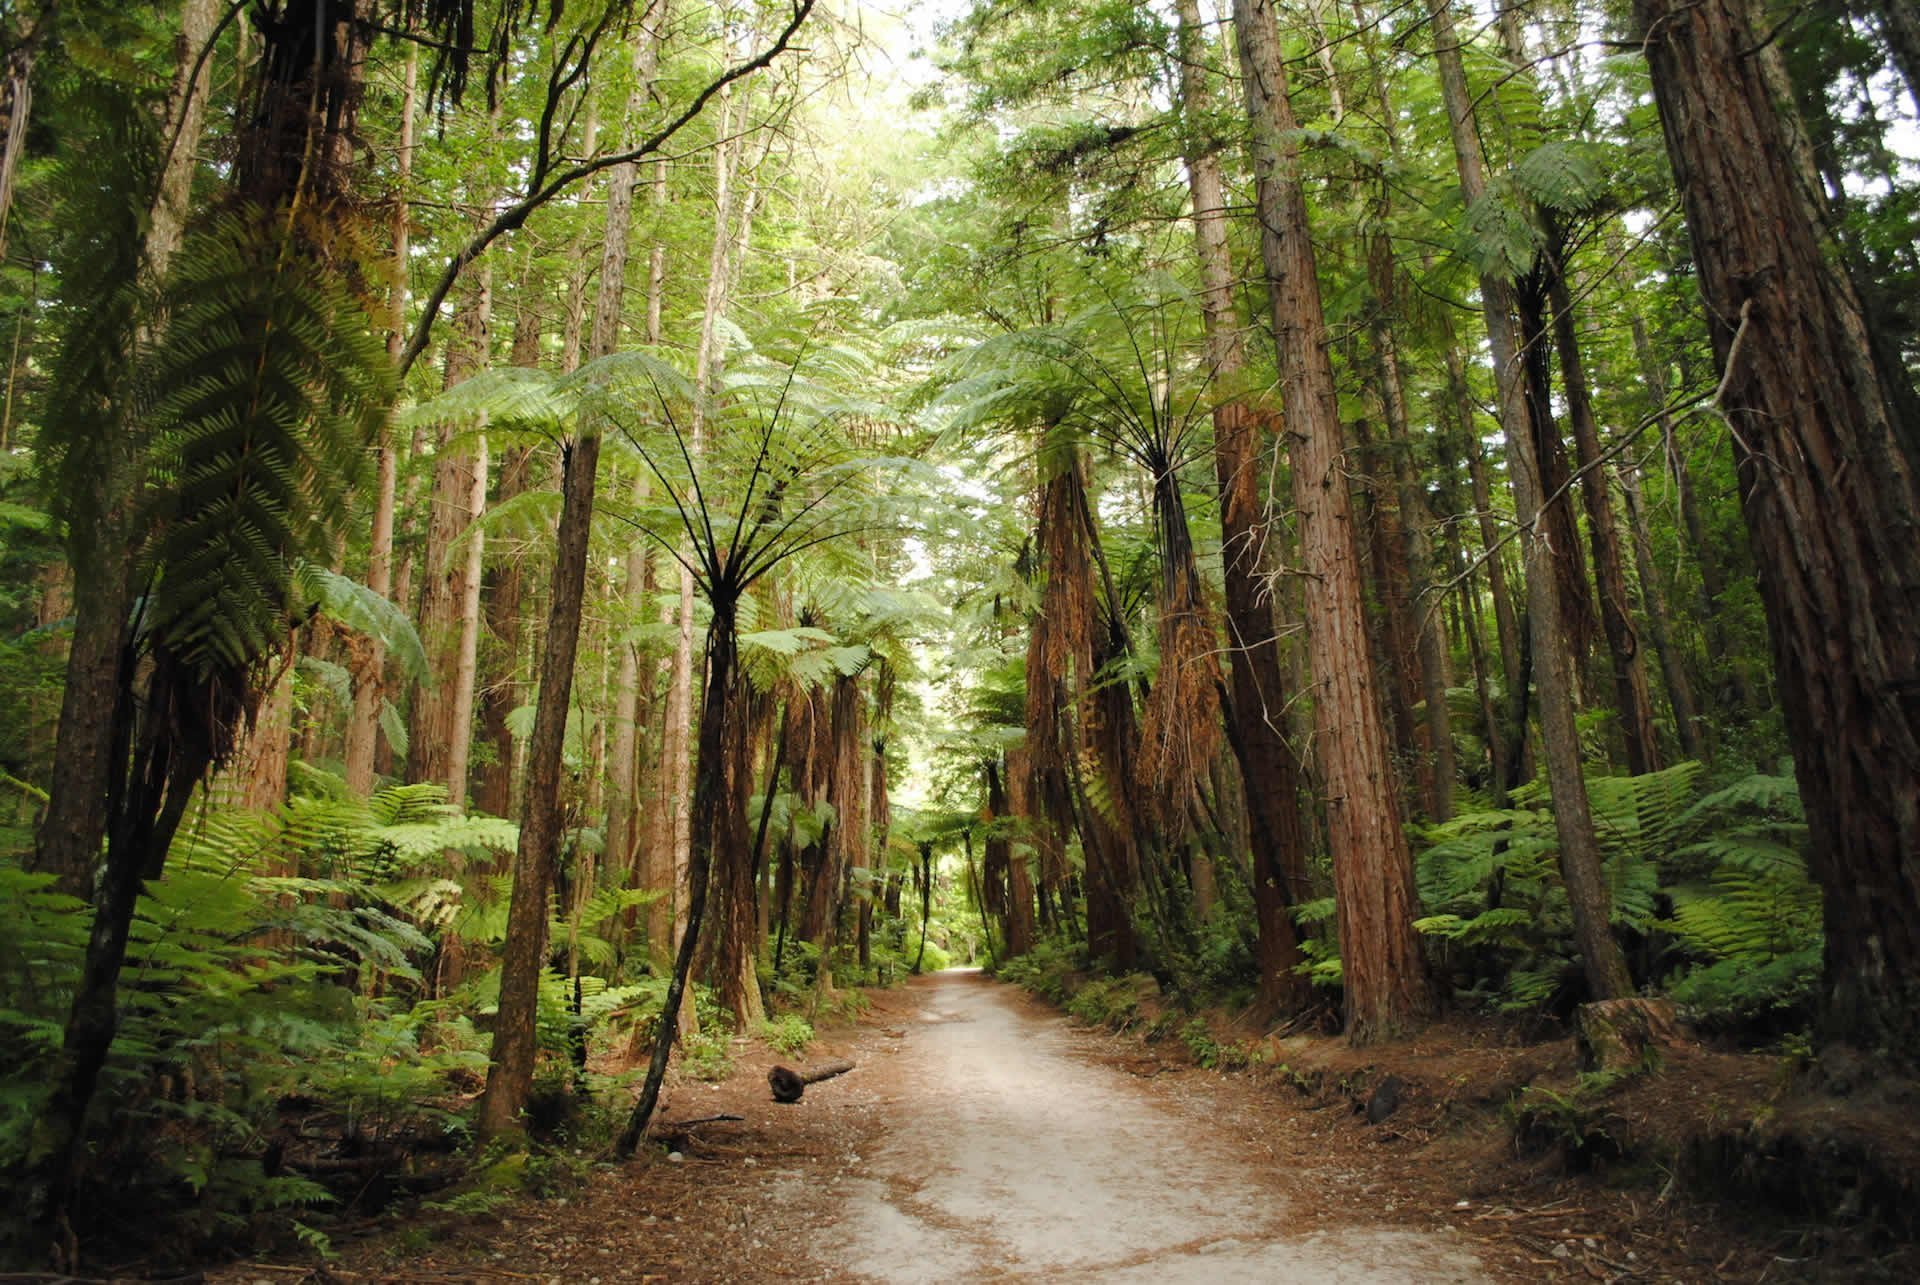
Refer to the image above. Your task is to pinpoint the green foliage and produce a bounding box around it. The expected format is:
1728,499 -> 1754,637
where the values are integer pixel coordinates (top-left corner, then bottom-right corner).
754,1013 -> 816,1057
142,213 -> 390,673
1411,763 -> 1820,1025
996,936 -> 1089,1005
1064,974 -> 1154,1031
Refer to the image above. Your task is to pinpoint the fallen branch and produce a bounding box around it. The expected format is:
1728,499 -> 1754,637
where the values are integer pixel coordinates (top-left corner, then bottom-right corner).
768,1059 -> 855,1103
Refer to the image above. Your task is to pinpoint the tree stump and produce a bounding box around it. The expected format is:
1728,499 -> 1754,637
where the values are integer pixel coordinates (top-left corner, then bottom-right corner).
1576,998 -> 1686,1072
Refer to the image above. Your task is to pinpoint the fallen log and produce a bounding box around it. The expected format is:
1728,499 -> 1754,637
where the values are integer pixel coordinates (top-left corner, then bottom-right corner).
768,1059 -> 855,1103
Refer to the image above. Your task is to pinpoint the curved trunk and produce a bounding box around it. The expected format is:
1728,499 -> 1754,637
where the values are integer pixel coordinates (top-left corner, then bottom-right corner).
619,608 -> 737,1153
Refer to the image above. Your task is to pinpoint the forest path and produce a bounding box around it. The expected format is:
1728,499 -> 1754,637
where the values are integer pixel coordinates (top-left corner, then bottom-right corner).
811,970 -> 1487,1283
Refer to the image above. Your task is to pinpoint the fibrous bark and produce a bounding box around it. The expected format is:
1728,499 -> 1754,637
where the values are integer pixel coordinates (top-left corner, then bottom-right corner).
1236,0 -> 1431,1042
1636,0 -> 1920,1056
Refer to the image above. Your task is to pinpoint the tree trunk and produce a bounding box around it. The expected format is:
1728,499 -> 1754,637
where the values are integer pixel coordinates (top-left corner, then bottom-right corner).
1619,455 -> 1705,761
447,432 -> 487,807
1547,247 -> 1661,775
471,312 -> 543,820
1170,0 -> 1311,1007
619,607 -> 739,1154
1636,0 -> 1920,1056
1353,413 -> 1426,804
596,26 -> 661,876
1236,0 -> 1431,1042
1427,0 -> 1633,1002
477,422 -> 601,1137
986,758 -> 1033,957
346,45 -> 416,795
409,271 -> 491,797
1369,239 -> 1455,819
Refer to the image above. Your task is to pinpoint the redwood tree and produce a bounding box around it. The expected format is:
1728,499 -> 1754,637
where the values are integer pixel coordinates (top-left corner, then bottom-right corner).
1635,0 -> 1920,1056
1234,0 -> 1430,1042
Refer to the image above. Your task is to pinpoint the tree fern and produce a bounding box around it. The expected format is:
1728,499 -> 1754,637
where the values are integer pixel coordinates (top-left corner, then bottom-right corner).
141,213 -> 391,674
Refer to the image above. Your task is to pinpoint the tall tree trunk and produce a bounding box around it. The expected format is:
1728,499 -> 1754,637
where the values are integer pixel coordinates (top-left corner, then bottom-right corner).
447,432 -> 488,807
1619,453 -> 1705,761
477,421 -> 601,1137
409,269 -> 491,798
619,605 -> 740,1153
29,0 -> 220,898
1635,0 -> 1920,1056
343,48 -> 414,794
1513,273 -> 1599,688
1368,254 -> 1455,819
1546,243 -> 1661,774
472,309 -> 543,820
1353,413 -> 1426,802
1174,0 -> 1311,1011
596,21 -> 662,882
1236,0 -> 1431,1042
986,758 -> 1033,957
1427,0 -> 1633,1001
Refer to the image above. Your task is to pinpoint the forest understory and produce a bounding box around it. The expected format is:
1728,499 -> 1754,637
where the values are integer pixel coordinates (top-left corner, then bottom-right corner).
5,0 -> 1920,1277
186,971 -> 1919,1284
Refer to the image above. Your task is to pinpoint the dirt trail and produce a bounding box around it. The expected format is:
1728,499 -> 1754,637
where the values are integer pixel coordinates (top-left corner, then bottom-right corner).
812,970 -> 1486,1283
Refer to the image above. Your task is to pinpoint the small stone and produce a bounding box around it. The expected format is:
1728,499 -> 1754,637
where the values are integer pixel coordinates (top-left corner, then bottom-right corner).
1454,1200 -> 1471,1209
668,1150 -> 685,1162
744,1157 -> 758,1166
1550,1243 -> 1573,1260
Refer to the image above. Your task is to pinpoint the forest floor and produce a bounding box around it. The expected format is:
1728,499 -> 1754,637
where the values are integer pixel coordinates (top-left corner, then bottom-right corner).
210,971 -> 1914,1284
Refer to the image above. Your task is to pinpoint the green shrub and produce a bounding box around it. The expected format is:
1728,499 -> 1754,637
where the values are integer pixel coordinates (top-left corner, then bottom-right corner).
754,1013 -> 815,1056
1180,1017 -> 1221,1068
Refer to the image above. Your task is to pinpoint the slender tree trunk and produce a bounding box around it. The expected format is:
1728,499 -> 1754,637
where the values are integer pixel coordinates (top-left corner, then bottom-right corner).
466,300 -> 545,823
987,759 -> 1033,957
1547,246 -> 1661,774
1635,0 -> 1920,1056
1619,455 -> 1705,761
477,420 -> 601,1137
619,607 -> 739,1154
1236,0 -> 1431,1042
446,432 -> 487,807
1364,209 -> 1454,817
346,45 -> 416,794
409,269 -> 491,796
596,23 -> 662,877
1427,0 -> 1633,1001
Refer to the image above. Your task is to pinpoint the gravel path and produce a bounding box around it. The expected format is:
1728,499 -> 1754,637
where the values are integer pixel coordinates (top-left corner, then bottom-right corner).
814,970 -> 1487,1283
